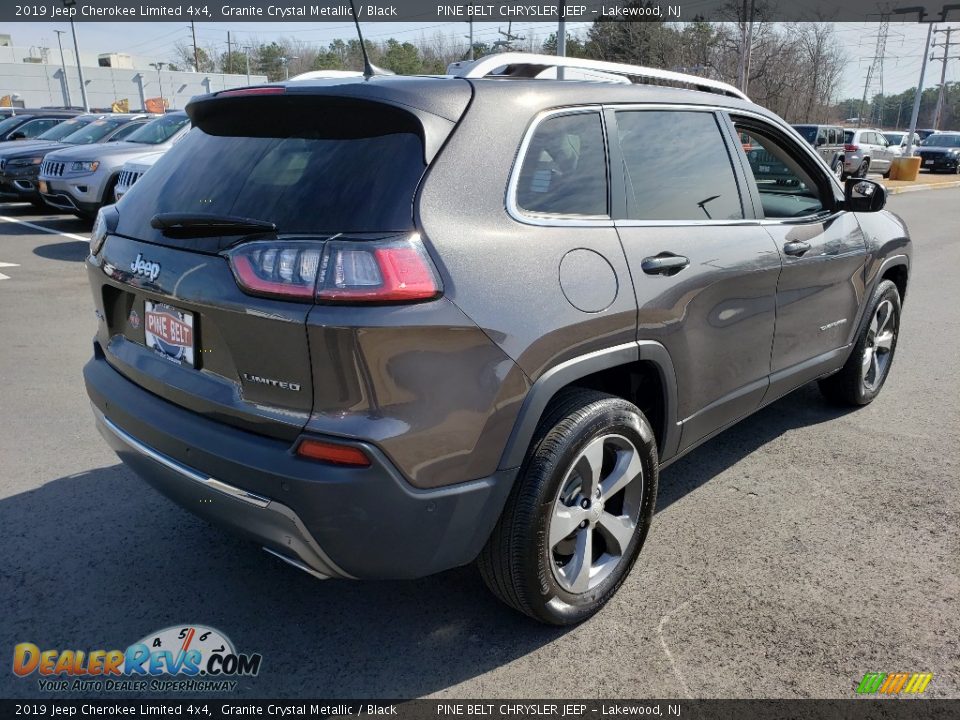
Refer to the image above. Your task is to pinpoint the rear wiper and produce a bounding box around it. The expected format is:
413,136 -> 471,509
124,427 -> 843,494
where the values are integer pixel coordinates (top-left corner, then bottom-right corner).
150,213 -> 277,238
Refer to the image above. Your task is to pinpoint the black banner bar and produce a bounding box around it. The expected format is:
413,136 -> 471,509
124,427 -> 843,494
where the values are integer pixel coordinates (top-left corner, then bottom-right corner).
2,700 -> 959,720
3,0 -> 958,23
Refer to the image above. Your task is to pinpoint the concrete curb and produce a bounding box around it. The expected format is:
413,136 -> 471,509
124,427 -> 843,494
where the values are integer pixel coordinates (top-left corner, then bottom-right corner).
886,179 -> 960,195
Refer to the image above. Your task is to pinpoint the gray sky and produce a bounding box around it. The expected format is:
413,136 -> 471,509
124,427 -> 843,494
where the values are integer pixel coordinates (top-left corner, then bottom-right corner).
5,20 -> 958,99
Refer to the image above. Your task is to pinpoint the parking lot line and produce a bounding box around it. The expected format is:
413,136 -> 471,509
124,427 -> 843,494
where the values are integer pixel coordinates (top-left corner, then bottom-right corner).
0,215 -> 88,242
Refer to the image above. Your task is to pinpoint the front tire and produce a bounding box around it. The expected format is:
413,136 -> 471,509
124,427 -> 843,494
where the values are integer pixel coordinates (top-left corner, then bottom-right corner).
478,389 -> 658,625
818,279 -> 901,406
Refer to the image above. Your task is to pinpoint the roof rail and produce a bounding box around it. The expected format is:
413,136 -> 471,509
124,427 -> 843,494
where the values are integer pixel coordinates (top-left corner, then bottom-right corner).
447,53 -> 749,101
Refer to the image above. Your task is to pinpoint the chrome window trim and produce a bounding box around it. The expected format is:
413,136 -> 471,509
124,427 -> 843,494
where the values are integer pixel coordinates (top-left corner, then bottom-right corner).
507,102 -> 845,229
506,105 -> 615,228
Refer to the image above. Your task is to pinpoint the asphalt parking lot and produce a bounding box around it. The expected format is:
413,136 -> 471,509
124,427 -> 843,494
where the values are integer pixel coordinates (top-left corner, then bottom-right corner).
1,190 -> 958,700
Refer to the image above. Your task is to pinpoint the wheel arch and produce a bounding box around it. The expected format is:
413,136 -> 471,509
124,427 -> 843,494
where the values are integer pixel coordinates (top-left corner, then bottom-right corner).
497,341 -> 680,470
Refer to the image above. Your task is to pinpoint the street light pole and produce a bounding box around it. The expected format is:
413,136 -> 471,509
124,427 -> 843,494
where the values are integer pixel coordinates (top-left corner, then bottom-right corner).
904,22 -> 935,157
243,46 -> 251,85
62,0 -> 89,111
150,62 -> 166,106
53,29 -> 71,107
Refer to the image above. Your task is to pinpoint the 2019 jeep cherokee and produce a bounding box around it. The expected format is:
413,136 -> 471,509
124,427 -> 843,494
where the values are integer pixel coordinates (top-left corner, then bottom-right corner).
84,54 -> 910,625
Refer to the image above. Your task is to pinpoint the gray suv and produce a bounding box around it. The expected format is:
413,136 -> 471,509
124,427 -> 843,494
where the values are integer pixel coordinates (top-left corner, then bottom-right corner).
84,54 -> 911,625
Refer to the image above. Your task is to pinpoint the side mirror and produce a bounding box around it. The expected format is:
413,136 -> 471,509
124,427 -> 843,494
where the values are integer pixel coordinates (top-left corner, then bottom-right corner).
845,178 -> 887,213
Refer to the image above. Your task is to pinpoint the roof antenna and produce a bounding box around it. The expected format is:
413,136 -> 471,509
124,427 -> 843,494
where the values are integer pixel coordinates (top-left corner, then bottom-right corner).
349,0 -> 376,78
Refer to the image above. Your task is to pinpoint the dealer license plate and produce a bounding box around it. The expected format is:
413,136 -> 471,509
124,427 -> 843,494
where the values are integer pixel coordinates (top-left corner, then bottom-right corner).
144,301 -> 195,366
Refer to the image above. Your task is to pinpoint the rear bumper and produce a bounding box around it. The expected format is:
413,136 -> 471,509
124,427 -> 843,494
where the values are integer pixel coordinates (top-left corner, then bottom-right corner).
84,349 -> 516,580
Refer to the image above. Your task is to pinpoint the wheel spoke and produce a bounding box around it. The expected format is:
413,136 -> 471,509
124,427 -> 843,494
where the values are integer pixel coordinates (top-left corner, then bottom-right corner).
566,528 -> 594,593
870,352 -> 880,384
861,347 -> 873,380
573,437 -> 605,499
597,511 -> 634,556
876,301 -> 892,335
875,330 -> 894,353
550,505 -> 587,547
868,312 -> 879,339
600,448 -> 642,502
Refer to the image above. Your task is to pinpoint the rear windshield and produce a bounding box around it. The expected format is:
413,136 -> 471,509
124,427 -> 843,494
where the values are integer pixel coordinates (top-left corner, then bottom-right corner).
62,118 -> 128,145
120,98 -> 426,234
884,132 -> 905,145
844,130 -> 854,143
37,116 -> 93,141
125,114 -> 190,144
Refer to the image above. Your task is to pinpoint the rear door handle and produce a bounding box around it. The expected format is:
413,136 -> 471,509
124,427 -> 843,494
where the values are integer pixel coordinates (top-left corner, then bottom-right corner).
641,253 -> 690,276
783,241 -> 811,257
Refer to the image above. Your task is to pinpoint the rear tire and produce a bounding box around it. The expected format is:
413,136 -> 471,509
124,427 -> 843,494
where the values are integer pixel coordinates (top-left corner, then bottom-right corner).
856,158 -> 870,178
818,280 -> 901,406
478,388 -> 658,625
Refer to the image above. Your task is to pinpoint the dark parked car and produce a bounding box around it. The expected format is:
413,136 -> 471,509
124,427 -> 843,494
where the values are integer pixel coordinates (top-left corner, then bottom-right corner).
0,109 -> 79,142
792,123 -> 846,178
915,132 -> 960,173
0,114 -> 151,206
85,54 -> 911,625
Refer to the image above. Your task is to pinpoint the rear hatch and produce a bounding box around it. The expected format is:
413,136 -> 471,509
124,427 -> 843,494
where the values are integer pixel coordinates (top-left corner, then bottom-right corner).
91,86 -> 465,441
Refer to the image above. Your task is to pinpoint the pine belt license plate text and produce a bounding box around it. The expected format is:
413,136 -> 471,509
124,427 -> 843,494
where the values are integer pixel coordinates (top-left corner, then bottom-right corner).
144,301 -> 195,366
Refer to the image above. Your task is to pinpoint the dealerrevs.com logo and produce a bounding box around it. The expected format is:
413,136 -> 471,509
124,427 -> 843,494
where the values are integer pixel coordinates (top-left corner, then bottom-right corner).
12,625 -> 262,693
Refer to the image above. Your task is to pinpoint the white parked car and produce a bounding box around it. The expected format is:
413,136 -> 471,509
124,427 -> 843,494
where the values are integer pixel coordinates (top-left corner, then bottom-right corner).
114,151 -> 164,202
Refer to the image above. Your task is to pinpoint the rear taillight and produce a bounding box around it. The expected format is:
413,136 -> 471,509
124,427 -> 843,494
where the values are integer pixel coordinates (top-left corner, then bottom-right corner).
224,234 -> 441,304
227,242 -> 321,300
316,235 -> 440,302
844,144 -> 859,152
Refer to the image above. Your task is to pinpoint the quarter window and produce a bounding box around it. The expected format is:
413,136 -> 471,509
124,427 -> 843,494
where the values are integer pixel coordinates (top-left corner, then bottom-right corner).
617,110 -> 743,221
515,111 -> 608,217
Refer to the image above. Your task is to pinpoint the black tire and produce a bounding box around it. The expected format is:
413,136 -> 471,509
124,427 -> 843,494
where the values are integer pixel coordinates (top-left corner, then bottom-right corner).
832,158 -> 845,181
818,279 -> 901,406
856,158 -> 870,178
478,388 -> 658,625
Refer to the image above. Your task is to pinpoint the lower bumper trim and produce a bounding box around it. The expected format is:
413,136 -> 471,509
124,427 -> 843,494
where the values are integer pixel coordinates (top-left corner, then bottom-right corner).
93,404 -> 352,580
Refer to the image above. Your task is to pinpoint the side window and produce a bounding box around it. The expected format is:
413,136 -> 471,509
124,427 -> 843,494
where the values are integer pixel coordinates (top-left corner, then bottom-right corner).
108,122 -> 144,141
829,128 -> 840,144
735,122 -> 826,220
515,111 -> 608,217
17,119 -> 59,138
817,128 -> 828,145
617,110 -> 743,221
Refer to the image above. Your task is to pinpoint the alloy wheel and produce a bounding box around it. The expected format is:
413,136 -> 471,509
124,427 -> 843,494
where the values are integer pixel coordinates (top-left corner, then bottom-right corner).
862,299 -> 896,391
549,434 -> 644,593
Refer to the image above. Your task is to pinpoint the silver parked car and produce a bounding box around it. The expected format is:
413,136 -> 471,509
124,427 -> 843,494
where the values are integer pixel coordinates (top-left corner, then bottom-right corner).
843,128 -> 895,178
113,150 -> 164,201
883,130 -> 921,155
39,112 -> 189,218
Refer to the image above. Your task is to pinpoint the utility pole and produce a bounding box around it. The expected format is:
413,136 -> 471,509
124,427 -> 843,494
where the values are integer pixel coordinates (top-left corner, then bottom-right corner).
191,20 -> 199,72
150,62 -> 166,105
906,21 -> 934,156
227,31 -> 232,74
557,0 -> 566,79
464,19 -> 474,61
858,13 -> 890,129
243,45 -> 251,85
53,29 -> 71,107
493,22 -> 523,52
931,26 -> 959,130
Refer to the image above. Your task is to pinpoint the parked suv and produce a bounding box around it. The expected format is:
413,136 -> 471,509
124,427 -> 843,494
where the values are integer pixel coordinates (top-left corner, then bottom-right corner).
914,131 -> 960,173
843,128 -> 895,178
792,123 -> 846,178
0,114 -> 139,207
0,109 -> 79,142
40,112 -> 185,217
85,55 -> 910,625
